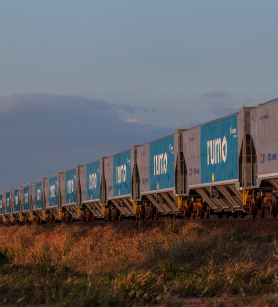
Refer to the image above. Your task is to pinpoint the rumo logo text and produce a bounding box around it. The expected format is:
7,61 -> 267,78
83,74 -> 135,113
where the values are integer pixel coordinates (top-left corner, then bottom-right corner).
67,180 -> 74,194
116,165 -> 126,183
207,137 -> 227,165
36,189 -> 41,201
50,185 -> 56,198
89,173 -> 97,189
154,153 -> 168,175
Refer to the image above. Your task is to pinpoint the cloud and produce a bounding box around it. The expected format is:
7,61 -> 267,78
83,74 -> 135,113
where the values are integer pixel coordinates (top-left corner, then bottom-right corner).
243,98 -> 253,105
0,93 -> 23,112
126,118 -> 139,123
0,93 -> 173,192
112,103 -> 136,113
111,103 -> 157,114
207,101 -> 238,116
204,91 -> 229,99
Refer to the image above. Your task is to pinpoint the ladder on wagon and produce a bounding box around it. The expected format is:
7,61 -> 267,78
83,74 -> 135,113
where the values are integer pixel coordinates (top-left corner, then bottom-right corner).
241,105 -> 257,204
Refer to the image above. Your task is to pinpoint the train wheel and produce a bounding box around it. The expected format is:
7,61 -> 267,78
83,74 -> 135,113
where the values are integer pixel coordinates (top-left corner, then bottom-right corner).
218,212 -> 224,219
154,211 -> 159,220
271,209 -> 277,218
251,210 -> 257,218
204,207 -> 210,219
258,203 -> 265,218
232,212 -> 238,218
239,211 -> 245,219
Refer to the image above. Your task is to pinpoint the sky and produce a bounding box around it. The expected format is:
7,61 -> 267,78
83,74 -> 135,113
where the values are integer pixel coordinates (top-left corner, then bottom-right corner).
1,1 -> 278,191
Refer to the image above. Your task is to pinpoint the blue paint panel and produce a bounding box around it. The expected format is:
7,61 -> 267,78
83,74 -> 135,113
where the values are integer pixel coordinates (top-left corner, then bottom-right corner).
0,194 -> 2,215
49,176 -> 58,207
23,186 -> 30,211
86,161 -> 100,201
35,181 -> 43,209
66,170 -> 76,204
6,192 -> 11,213
14,189 -> 20,212
201,115 -> 238,183
149,135 -> 175,191
113,150 -> 131,196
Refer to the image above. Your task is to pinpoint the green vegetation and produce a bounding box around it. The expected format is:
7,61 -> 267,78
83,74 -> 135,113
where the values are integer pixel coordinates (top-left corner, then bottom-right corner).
0,223 -> 278,306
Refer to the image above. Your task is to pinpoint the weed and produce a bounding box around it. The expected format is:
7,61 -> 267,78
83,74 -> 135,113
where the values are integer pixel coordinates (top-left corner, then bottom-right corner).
164,218 -> 180,235
230,230 -> 252,242
0,251 -> 9,265
159,260 -> 180,277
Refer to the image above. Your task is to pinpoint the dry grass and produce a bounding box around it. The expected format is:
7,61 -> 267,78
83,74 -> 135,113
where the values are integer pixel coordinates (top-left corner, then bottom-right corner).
0,220 -> 278,306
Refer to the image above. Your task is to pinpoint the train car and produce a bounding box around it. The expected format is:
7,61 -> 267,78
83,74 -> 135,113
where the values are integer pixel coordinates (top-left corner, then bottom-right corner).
11,187 -> 21,223
178,113 -> 241,218
0,191 -> 12,224
79,160 -> 103,220
0,193 -> 3,217
20,183 -> 32,222
250,98 -> 278,188
30,178 -> 47,223
134,134 -> 182,218
100,149 -> 135,221
102,149 -> 135,219
172,106 -> 264,219
3,191 -> 12,220
118,131 -> 187,221
59,168 -> 78,222
44,173 -> 60,223
239,98 -> 278,217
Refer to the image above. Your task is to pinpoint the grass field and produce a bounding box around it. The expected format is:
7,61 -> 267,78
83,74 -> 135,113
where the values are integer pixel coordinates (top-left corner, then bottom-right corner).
1,220 -> 278,306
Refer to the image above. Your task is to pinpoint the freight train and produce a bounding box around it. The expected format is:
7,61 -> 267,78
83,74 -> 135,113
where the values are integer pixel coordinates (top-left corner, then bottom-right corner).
1,98 -> 278,225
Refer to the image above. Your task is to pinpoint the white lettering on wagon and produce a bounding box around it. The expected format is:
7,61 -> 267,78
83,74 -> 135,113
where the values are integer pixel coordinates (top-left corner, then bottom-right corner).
154,153 -> 168,175
116,165 -> 127,183
207,136 -> 227,165
50,185 -> 56,198
89,173 -> 97,189
37,189 -> 41,201
67,180 -> 74,194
